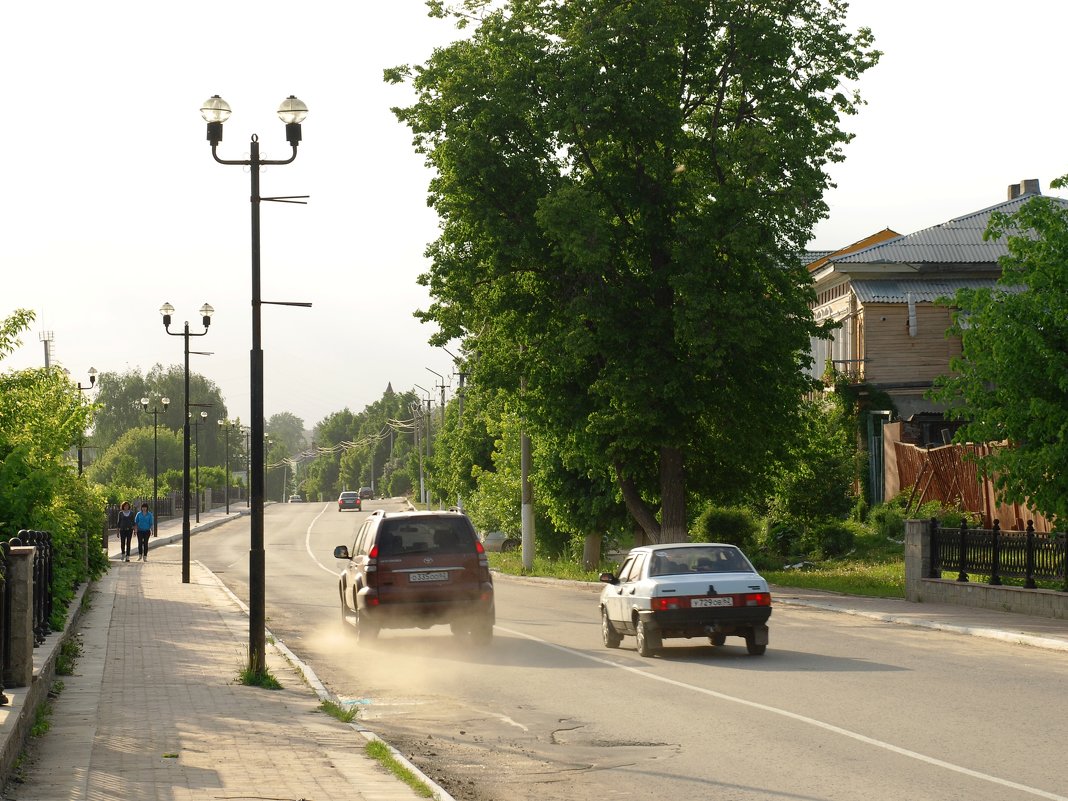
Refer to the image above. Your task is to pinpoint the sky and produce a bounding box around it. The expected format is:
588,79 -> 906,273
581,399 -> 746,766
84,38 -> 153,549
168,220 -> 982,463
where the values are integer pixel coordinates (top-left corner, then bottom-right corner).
3,1 -> 1066,432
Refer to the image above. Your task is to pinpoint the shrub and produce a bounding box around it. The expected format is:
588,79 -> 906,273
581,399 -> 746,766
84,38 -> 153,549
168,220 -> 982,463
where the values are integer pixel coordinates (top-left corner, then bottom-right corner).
759,517 -> 804,556
801,518 -> 862,559
690,505 -> 761,550
868,501 -> 907,541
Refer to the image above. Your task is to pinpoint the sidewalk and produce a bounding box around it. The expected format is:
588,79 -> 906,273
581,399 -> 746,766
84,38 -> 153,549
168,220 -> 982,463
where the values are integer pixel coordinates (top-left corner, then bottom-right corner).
0,507 -> 452,801
772,585 -> 1068,652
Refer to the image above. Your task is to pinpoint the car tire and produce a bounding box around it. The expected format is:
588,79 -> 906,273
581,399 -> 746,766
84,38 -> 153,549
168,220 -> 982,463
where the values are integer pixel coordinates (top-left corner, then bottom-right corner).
340,594 -> 356,637
709,633 -> 727,647
501,539 -> 518,553
354,609 -> 379,643
601,608 -> 622,648
636,620 -> 660,657
744,631 -> 766,656
470,621 -> 493,646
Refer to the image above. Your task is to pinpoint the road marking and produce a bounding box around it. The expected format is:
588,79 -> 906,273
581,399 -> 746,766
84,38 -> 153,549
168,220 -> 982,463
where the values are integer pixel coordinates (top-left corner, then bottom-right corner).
305,504 -> 342,576
497,626 -> 1067,801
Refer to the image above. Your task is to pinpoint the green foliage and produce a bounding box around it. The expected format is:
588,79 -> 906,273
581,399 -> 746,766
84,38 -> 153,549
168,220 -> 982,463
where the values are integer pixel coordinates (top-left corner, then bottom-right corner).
390,0 -> 880,543
767,394 -> 857,524
690,505 -> 761,550
56,637 -> 82,676
319,699 -> 358,723
931,178 -> 1068,525
90,365 -> 230,464
0,309 -> 109,620
237,661 -> 282,690
364,740 -> 434,798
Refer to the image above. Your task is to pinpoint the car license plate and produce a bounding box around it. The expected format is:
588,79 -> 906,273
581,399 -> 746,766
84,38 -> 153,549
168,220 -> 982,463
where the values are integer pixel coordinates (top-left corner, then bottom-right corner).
692,596 -> 733,608
409,571 -> 448,583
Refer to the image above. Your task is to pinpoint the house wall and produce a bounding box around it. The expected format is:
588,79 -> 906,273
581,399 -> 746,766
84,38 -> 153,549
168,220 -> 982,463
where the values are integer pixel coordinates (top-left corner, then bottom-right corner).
861,302 -> 961,387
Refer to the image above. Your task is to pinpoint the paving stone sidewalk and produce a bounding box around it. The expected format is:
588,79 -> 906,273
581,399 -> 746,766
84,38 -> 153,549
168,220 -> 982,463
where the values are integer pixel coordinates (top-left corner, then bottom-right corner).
2,555 -> 434,801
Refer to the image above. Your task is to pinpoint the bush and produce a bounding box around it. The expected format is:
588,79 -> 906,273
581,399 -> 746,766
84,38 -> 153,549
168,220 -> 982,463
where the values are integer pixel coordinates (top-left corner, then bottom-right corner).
690,505 -> 761,550
801,518 -> 862,559
868,501 -> 907,541
759,517 -> 804,556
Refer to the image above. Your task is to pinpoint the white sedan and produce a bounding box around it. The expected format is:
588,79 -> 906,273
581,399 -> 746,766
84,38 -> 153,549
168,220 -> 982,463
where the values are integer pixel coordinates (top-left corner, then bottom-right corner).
598,543 -> 772,657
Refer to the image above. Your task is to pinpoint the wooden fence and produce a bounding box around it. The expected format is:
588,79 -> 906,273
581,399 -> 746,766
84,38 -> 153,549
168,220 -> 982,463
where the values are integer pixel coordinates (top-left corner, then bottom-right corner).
893,441 -> 1053,533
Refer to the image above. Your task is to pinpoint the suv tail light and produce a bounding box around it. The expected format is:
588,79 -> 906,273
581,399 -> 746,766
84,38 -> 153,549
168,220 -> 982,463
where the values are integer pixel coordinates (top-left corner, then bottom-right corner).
366,544 -> 378,577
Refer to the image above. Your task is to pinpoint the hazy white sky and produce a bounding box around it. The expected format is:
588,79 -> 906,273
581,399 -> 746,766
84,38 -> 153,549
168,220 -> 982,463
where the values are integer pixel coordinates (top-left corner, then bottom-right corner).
3,1 -> 1065,431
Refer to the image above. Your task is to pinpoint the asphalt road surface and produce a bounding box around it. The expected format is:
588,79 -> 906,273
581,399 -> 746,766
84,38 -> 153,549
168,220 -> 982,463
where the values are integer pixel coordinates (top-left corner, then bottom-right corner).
189,500 -> 1068,801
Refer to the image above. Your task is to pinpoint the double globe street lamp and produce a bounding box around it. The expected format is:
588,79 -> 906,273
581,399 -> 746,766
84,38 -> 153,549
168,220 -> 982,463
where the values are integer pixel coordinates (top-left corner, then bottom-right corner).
161,302 -> 213,584
201,94 -> 311,674
140,396 -> 170,537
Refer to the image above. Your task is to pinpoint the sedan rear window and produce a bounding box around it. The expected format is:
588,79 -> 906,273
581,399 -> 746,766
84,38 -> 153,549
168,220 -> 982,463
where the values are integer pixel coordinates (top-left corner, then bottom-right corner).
649,546 -> 752,577
378,519 -> 476,557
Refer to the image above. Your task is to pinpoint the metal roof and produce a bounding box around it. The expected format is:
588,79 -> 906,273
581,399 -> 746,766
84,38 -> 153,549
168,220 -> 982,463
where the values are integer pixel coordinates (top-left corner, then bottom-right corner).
800,250 -> 834,265
832,194 -> 1068,265
851,277 -> 1001,304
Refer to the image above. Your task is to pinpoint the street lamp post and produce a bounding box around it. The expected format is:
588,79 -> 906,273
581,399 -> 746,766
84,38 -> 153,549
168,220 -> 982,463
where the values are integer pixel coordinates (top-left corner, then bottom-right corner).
202,94 -> 312,675
244,426 -> 251,508
218,418 -> 236,514
161,302 -> 213,584
141,396 -> 170,537
191,410 -> 208,523
76,367 -> 98,475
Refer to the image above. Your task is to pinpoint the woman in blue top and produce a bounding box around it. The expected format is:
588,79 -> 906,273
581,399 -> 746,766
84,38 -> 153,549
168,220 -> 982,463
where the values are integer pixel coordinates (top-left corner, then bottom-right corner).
133,503 -> 154,562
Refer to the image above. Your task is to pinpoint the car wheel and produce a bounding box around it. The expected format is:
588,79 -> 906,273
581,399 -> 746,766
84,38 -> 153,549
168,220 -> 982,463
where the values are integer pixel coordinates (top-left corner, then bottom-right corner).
636,620 -> 660,657
744,631 -> 766,656
470,620 -> 493,646
354,609 -> 379,643
340,593 -> 356,636
601,608 -> 622,648
501,539 -> 518,553
709,633 -> 726,647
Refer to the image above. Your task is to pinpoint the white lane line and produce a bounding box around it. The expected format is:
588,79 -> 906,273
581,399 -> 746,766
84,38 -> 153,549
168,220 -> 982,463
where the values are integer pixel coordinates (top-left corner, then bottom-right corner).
497,625 -> 1067,801
305,504 -> 342,576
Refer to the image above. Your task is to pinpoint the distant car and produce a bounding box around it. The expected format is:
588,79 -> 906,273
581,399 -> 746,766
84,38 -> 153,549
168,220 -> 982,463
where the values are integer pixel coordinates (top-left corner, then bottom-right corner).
332,509 -> 494,643
599,543 -> 772,657
358,487 -> 374,500
338,491 -> 362,512
288,495 -> 303,503
480,531 -> 519,553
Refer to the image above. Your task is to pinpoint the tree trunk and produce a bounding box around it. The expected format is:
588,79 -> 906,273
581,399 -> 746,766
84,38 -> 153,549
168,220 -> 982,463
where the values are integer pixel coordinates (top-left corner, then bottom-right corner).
659,445 -> 687,543
582,532 -> 602,571
615,465 -> 661,543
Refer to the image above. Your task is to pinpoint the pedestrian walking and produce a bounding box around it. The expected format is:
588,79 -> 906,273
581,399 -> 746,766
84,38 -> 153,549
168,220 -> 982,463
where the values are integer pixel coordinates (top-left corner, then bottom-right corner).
117,501 -> 135,562
134,503 -> 154,561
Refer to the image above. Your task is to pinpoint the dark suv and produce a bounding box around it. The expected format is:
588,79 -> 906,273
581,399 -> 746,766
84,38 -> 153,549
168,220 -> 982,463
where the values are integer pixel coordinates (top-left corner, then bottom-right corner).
333,510 -> 494,643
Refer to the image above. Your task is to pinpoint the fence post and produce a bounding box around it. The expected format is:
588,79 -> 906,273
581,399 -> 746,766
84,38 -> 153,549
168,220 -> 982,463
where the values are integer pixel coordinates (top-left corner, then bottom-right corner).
1025,520 -> 1037,589
3,544 -> 35,688
0,542 -> 7,705
928,518 -> 940,578
989,519 -> 1002,586
956,518 -> 969,582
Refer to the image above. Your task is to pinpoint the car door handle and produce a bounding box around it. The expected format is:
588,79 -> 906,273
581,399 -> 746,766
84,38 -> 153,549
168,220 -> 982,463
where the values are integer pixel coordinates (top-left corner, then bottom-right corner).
625,587 -> 635,595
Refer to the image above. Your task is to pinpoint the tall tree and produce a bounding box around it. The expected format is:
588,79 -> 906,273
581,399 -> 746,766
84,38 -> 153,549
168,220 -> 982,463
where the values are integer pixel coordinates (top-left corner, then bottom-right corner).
389,0 -> 878,541
932,179 -> 1068,523
91,365 -> 229,463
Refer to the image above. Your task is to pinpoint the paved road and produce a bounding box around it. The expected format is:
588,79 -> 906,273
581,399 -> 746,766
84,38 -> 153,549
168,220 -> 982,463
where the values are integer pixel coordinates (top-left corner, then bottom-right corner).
190,501 -> 1068,801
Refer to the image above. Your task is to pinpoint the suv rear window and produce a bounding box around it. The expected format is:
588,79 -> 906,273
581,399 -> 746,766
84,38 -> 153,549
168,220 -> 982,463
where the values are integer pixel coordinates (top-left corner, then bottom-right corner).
378,518 -> 476,557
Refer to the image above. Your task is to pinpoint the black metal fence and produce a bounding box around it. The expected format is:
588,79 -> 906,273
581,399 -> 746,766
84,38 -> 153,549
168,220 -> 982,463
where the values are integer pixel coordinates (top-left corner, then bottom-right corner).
929,518 -> 1068,592
0,531 -> 57,704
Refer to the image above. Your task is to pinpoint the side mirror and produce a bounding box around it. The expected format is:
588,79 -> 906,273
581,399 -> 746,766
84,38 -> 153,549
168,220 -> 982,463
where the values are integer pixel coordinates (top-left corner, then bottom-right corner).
333,545 -> 351,560
599,572 -> 617,585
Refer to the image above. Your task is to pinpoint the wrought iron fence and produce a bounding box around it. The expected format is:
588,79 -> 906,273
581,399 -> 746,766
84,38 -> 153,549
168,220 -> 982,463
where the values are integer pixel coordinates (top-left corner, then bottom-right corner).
929,518 -> 1068,591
